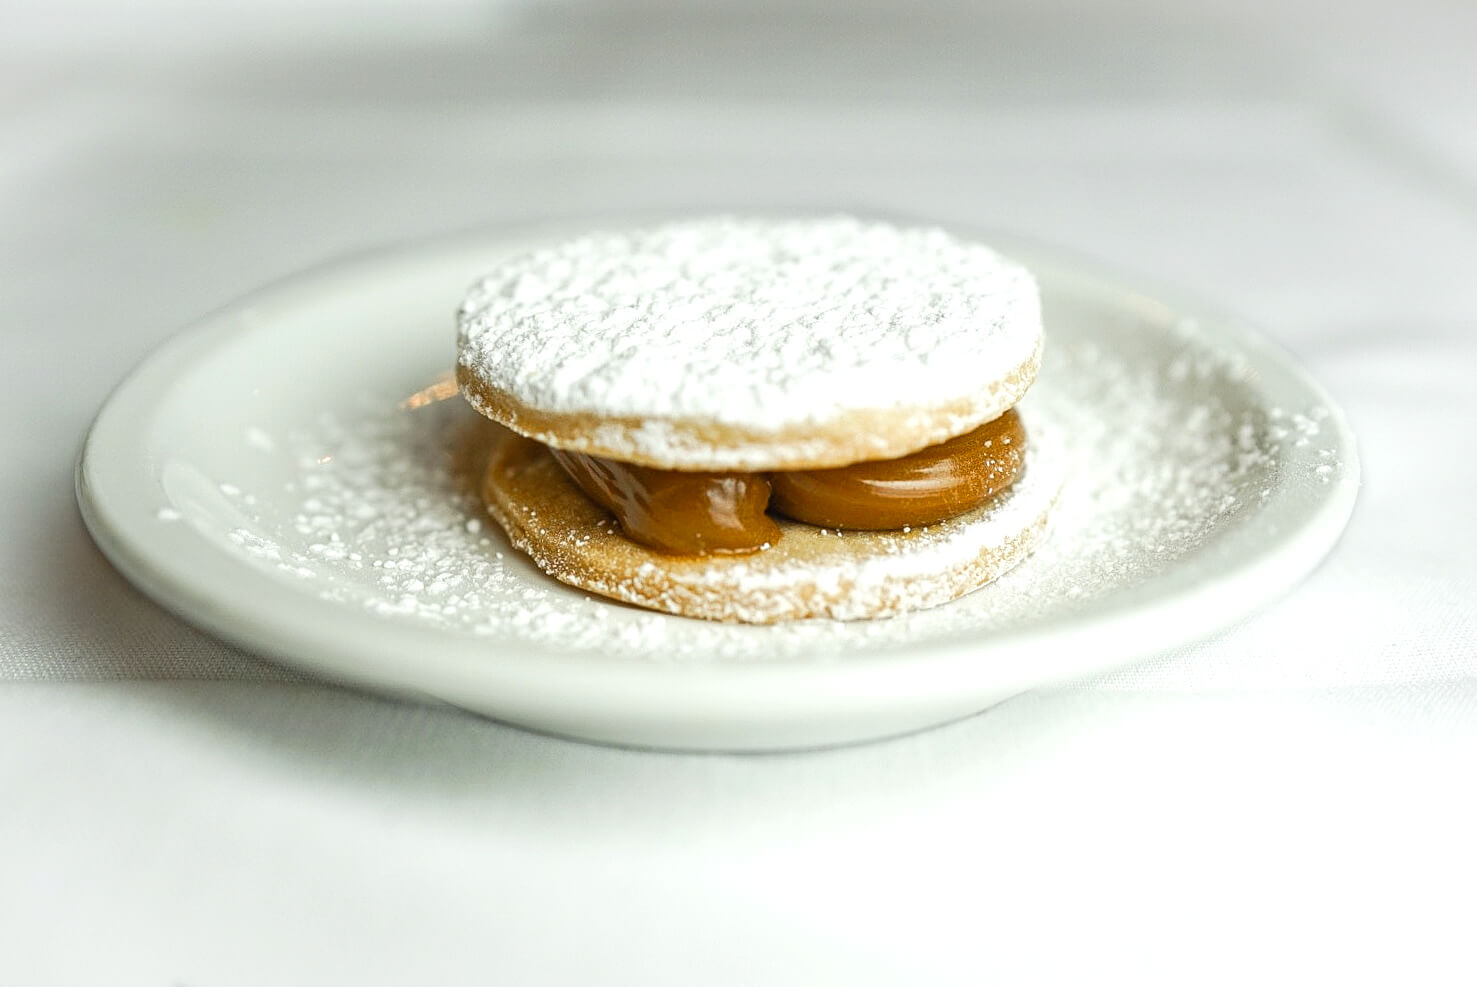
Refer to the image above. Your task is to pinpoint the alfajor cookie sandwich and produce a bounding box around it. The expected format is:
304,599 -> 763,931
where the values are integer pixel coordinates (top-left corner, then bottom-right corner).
456,216 -> 1061,623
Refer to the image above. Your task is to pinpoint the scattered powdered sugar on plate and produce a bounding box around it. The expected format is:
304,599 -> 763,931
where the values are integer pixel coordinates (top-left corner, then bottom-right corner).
204,316 -> 1334,663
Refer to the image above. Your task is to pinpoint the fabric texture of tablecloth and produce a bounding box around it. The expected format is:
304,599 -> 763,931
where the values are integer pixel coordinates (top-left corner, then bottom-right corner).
3,1 -> 1475,983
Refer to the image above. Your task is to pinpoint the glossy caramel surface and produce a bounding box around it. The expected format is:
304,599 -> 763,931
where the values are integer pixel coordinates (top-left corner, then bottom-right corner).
550,449 -> 780,555
769,410 -> 1025,530
550,409 -> 1026,554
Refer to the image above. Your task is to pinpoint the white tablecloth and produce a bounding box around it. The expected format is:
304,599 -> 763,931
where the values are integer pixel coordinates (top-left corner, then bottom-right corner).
4,1 -> 1476,982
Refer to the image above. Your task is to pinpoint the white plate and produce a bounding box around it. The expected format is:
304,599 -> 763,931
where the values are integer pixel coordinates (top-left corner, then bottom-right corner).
77,218 -> 1359,751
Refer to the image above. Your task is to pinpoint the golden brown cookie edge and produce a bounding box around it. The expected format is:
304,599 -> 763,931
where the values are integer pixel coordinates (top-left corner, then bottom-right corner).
477,423 -> 1058,624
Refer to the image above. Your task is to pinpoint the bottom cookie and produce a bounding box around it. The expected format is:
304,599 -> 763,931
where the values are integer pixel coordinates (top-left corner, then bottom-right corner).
479,425 -> 1065,623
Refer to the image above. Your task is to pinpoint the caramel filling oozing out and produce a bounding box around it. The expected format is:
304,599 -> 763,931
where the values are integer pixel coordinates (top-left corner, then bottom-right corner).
550,408 -> 1026,556
549,450 -> 781,556
769,408 -> 1025,530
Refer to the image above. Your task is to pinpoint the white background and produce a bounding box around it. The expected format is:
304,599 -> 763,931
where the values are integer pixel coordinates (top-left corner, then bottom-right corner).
3,0 -> 1476,982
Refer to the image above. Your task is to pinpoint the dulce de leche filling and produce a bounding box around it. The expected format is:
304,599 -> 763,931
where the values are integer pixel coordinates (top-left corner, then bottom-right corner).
550,408 -> 1026,556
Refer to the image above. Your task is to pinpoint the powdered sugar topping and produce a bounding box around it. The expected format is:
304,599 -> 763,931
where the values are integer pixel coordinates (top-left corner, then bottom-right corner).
457,216 -> 1042,433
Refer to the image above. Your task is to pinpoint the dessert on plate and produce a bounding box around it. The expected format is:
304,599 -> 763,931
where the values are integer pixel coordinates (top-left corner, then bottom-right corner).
456,215 -> 1061,622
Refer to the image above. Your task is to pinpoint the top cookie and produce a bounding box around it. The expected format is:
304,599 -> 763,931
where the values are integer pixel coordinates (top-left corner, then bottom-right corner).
457,216 -> 1043,471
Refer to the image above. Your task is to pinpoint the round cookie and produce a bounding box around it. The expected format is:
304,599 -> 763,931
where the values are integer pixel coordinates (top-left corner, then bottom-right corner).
457,216 -> 1043,471
478,423 -> 1064,623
